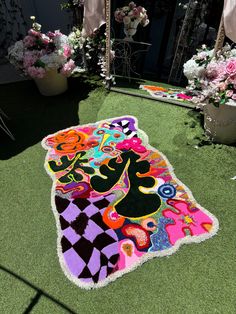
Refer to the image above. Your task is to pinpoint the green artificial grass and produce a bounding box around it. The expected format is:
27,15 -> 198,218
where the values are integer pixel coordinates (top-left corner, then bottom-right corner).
1,83 -> 236,313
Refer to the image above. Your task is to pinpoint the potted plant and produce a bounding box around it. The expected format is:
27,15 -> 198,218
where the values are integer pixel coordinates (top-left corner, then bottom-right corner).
8,17 -> 76,96
184,44 -> 236,144
114,1 -> 149,41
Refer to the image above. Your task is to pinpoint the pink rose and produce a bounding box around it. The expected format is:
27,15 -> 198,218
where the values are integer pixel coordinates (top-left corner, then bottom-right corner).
28,29 -> 40,37
47,31 -> 56,39
41,35 -> 50,45
227,74 -> 236,85
132,8 -> 139,17
226,90 -> 233,98
226,60 -> 236,75
232,94 -> 236,100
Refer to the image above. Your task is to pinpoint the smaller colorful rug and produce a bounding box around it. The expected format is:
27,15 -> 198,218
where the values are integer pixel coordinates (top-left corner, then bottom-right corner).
42,116 -> 219,289
140,85 -> 193,103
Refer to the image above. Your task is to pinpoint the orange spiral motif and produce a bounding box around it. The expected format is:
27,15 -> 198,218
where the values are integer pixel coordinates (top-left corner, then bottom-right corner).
53,130 -> 88,154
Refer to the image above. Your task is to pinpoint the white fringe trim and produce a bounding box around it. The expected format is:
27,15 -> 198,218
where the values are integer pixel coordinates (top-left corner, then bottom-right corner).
41,115 -> 219,290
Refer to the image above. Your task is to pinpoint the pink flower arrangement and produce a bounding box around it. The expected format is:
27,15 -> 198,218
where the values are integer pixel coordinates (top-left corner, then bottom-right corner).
197,58 -> 236,106
114,2 -> 149,27
8,17 -> 75,79
185,45 -> 236,107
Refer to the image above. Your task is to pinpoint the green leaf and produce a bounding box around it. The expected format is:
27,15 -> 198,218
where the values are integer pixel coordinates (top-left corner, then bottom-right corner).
34,60 -> 45,68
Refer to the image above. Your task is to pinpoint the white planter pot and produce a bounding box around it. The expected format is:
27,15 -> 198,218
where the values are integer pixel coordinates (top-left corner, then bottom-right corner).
34,69 -> 68,96
203,102 -> 236,144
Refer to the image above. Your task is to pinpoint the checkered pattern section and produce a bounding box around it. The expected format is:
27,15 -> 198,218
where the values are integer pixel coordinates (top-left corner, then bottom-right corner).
110,119 -> 137,138
55,194 -> 119,283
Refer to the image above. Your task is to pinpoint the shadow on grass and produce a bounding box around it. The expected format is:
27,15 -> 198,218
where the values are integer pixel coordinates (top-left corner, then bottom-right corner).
0,265 -> 77,314
0,77 -> 98,160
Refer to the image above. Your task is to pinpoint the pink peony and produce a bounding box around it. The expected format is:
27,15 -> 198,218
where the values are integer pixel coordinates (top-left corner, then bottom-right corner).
226,59 -> 236,75
60,59 -> 75,77
63,45 -> 72,58
27,66 -> 46,78
206,61 -> 226,81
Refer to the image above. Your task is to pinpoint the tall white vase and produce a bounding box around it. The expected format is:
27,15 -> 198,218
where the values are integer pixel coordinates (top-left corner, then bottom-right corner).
34,69 -> 68,96
203,102 -> 236,144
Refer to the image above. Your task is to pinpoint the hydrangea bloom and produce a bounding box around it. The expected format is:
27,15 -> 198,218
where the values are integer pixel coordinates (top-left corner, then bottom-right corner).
183,59 -> 206,81
61,59 -> 76,77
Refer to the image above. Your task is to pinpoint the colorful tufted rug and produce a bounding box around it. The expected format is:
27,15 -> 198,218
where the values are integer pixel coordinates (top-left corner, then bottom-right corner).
140,85 -> 193,103
42,116 -> 219,289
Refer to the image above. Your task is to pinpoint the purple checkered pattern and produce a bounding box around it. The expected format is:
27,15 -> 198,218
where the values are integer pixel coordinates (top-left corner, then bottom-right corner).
55,194 -> 120,283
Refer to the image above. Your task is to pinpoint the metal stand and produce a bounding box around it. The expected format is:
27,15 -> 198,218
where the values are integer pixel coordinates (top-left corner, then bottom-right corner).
112,39 -> 151,82
0,108 -> 14,140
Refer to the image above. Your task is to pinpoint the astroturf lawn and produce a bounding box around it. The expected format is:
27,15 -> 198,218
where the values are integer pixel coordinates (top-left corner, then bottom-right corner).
1,82 -> 236,313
